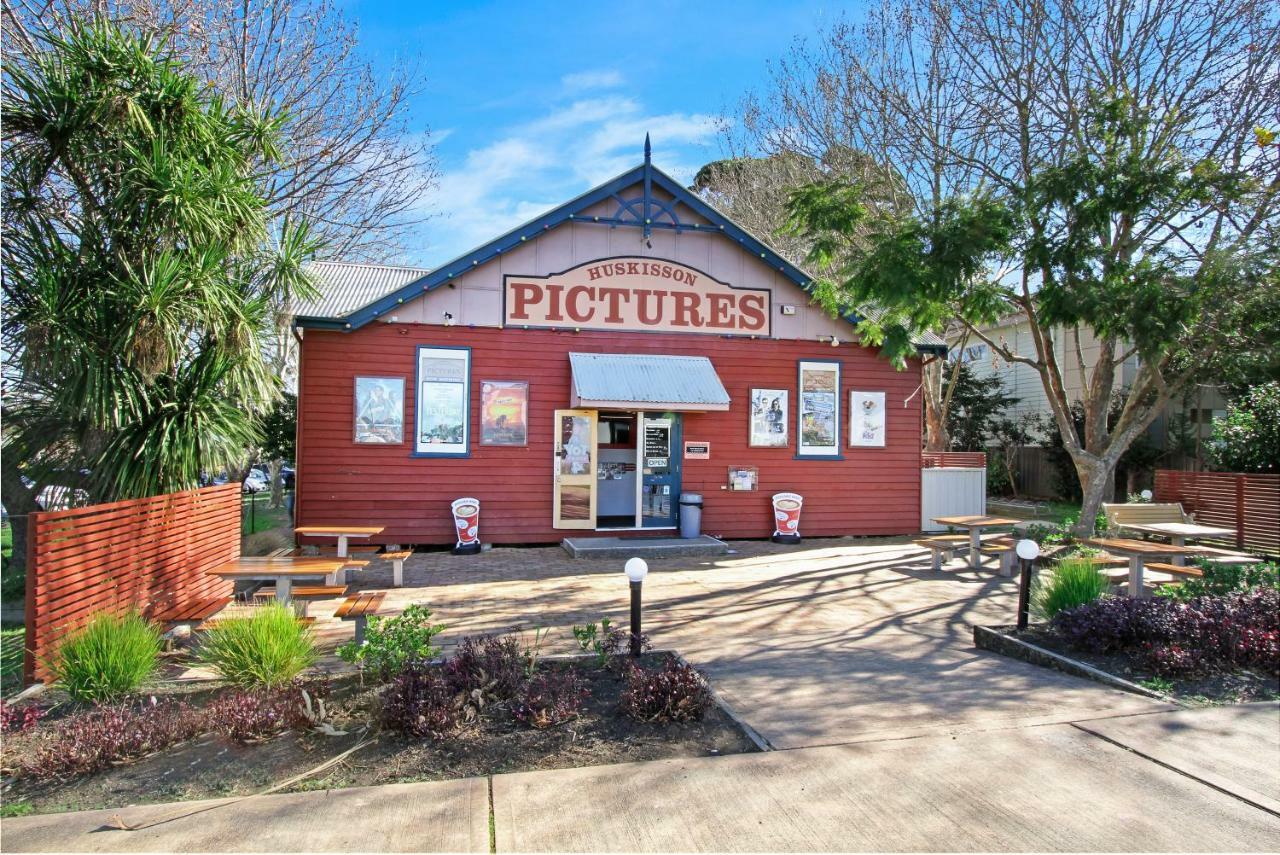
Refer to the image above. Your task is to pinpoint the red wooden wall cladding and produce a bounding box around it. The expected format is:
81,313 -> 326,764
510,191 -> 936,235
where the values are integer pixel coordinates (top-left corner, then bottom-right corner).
1154,470 -> 1280,556
23,485 -> 240,683
921,452 -> 986,469
297,324 -> 924,544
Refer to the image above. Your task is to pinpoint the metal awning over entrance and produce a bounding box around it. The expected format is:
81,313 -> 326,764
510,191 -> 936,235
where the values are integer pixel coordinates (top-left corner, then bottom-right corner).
568,352 -> 731,411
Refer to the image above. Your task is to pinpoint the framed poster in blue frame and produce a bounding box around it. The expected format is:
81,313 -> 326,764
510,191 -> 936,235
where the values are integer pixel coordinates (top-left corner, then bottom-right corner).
413,345 -> 471,458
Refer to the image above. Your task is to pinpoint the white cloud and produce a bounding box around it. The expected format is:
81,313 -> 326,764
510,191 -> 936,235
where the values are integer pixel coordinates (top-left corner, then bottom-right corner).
561,69 -> 624,93
416,96 -> 721,265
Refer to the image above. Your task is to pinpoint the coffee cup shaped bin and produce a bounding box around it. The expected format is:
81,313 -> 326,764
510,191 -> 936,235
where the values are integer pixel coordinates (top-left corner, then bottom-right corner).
451,497 -> 481,555
771,492 -> 803,544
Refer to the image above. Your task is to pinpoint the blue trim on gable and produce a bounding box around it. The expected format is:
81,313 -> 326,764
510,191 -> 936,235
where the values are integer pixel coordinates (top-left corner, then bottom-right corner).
294,151 -> 947,357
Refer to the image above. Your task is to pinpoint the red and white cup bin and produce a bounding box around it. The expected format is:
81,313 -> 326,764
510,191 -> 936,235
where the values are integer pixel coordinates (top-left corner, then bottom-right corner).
771,492 -> 803,544
451,497 -> 481,555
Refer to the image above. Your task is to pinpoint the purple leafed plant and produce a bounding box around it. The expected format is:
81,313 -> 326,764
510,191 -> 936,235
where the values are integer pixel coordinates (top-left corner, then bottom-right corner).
620,655 -> 713,723
443,634 -> 527,700
0,701 -> 47,734
205,678 -> 331,741
511,668 -> 588,729
1051,588 -> 1279,676
380,665 -> 457,738
21,698 -> 205,780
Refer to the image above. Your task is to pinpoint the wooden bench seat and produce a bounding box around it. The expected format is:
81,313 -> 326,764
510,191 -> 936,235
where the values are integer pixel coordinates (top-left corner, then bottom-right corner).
255,584 -> 349,599
977,538 -> 1017,576
294,545 -> 381,556
914,535 -> 972,571
335,591 -> 386,643
381,550 -> 413,587
1103,502 -> 1189,531
1144,562 -> 1205,578
1189,546 -> 1264,565
151,596 -> 231,624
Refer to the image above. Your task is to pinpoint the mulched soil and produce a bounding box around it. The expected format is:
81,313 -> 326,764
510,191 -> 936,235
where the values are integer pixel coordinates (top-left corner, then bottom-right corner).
1,656 -> 757,816
1009,626 -> 1280,704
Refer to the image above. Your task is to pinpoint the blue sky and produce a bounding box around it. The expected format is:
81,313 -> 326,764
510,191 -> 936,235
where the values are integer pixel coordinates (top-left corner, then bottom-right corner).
347,0 -> 851,267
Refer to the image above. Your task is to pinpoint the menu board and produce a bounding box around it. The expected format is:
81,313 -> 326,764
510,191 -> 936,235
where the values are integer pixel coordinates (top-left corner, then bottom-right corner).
644,419 -> 671,468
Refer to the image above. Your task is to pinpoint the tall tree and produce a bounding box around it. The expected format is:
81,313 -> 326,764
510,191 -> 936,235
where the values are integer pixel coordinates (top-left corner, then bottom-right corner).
724,0 -> 995,450
2,0 -> 437,263
782,0 -> 1280,534
1,20 -> 318,568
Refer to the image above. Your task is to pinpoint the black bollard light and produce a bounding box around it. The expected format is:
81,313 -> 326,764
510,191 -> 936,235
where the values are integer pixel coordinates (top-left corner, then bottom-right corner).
1015,538 -> 1040,630
624,557 -> 649,657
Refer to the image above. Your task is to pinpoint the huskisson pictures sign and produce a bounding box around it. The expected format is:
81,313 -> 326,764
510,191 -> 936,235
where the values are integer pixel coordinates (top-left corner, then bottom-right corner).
503,257 -> 771,337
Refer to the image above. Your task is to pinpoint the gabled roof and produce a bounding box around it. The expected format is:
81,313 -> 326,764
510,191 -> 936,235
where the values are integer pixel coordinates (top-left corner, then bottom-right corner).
294,142 -> 946,355
295,261 -> 431,319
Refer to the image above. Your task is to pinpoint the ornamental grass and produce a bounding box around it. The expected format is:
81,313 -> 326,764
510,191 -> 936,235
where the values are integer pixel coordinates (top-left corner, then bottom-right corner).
49,612 -> 161,704
198,603 -> 317,687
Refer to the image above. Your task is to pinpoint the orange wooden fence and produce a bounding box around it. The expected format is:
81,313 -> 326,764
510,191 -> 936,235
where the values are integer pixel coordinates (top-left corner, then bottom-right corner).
23,484 -> 240,683
921,451 -> 987,469
1154,470 -> 1280,556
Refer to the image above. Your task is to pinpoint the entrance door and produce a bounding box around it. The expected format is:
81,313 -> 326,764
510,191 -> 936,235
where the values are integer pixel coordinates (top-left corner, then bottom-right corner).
553,409 -> 597,529
640,412 -> 681,528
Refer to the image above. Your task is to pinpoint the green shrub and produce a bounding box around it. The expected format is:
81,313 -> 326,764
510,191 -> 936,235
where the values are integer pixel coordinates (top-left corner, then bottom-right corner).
49,612 -> 161,704
1159,560 -> 1279,602
198,603 -> 316,687
1033,558 -> 1109,620
337,603 -> 444,680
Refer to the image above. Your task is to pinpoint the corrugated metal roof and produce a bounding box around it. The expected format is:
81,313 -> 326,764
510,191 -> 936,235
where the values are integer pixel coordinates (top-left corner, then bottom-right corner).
293,261 -> 430,319
569,352 -> 731,410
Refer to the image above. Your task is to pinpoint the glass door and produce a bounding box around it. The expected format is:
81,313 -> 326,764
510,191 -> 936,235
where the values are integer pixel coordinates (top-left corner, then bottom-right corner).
553,409 -> 597,529
640,412 -> 681,528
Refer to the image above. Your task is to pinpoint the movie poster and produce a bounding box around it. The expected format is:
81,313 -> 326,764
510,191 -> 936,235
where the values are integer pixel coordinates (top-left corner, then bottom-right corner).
849,391 -> 887,448
353,377 -> 404,444
798,361 -> 840,457
480,381 -> 528,445
749,389 -> 788,447
416,346 -> 470,455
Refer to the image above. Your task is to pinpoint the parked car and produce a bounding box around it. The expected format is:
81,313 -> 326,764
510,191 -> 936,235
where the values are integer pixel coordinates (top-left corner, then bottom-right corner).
242,472 -> 269,493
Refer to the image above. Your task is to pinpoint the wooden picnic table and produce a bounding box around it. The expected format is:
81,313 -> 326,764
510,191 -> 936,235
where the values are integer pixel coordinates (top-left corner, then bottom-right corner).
932,515 -> 1020,570
294,525 -> 384,558
209,558 -> 347,605
1115,522 -> 1238,566
1083,537 -> 1199,598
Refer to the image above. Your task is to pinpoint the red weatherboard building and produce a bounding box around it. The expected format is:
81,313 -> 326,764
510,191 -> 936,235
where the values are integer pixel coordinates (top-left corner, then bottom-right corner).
292,143 -> 945,547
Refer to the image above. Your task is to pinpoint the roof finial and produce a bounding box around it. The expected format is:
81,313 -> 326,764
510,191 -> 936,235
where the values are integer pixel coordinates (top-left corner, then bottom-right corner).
644,133 -> 651,164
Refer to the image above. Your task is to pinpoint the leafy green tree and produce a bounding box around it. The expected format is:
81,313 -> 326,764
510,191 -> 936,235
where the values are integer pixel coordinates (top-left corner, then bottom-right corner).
1207,383 -> 1280,474
1,20 -> 319,568
258,392 -> 297,508
786,68 -> 1278,535
942,362 -> 1020,452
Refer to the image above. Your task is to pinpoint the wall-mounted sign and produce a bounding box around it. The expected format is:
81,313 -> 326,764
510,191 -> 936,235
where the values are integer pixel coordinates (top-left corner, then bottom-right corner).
849,390 -> 886,448
728,466 -> 758,492
643,418 -> 671,468
504,257 -> 771,337
684,441 -> 711,459
415,346 -> 470,456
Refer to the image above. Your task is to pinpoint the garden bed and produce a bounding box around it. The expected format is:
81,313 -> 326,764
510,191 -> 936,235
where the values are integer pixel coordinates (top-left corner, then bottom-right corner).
977,623 -> 1278,704
1,655 -> 757,817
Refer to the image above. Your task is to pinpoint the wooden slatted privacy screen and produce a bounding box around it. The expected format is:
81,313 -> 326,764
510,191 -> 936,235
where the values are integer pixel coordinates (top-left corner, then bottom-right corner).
1154,470 -> 1280,556
921,452 -> 987,469
23,484 -> 240,684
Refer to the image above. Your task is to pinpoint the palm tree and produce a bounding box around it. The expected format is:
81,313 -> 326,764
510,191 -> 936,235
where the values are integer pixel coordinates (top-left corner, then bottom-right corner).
1,19 -> 319,569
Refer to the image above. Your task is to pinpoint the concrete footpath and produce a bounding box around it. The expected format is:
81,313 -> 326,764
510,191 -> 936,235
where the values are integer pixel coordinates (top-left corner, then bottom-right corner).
5,703 -> 1278,852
